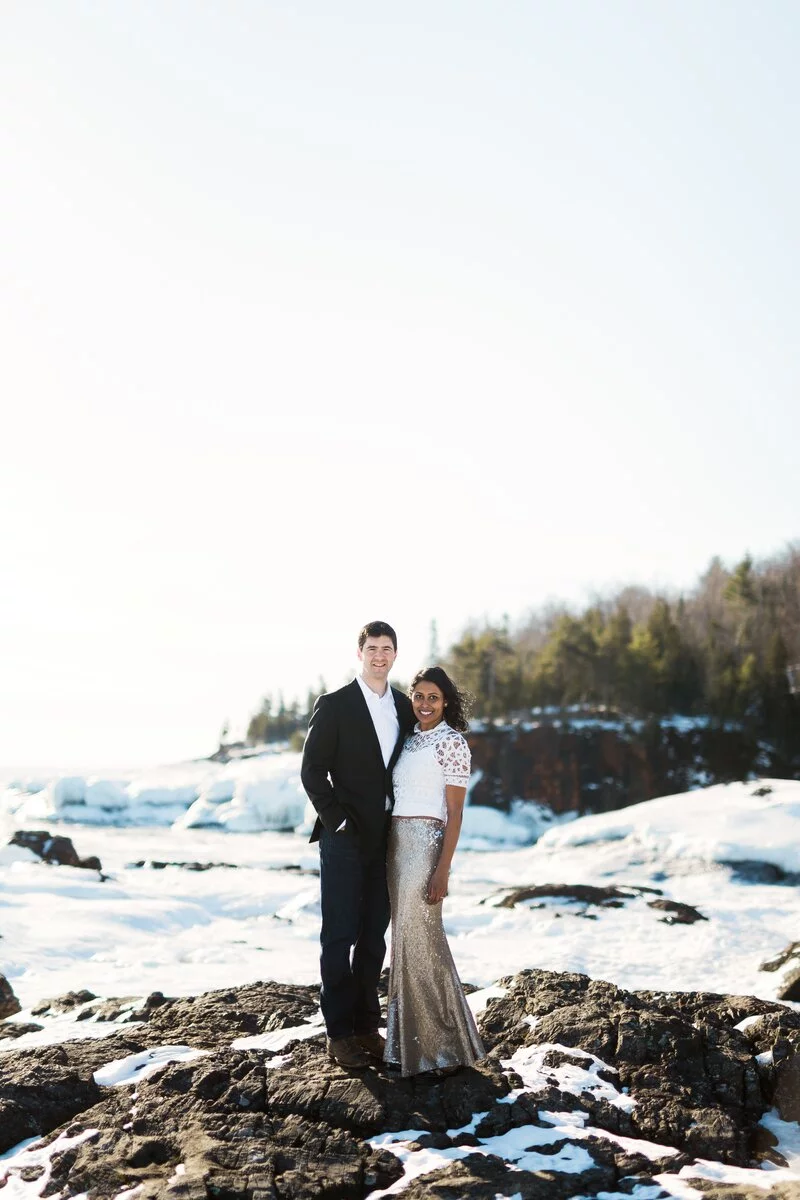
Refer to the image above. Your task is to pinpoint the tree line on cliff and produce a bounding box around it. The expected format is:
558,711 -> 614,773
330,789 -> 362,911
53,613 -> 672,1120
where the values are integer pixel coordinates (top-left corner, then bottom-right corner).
443,544 -> 800,758
242,544 -> 800,759
244,689 -> 321,751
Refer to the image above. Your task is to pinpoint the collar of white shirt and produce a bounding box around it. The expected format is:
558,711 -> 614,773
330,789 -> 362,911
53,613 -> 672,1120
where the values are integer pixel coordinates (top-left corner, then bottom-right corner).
355,674 -> 396,708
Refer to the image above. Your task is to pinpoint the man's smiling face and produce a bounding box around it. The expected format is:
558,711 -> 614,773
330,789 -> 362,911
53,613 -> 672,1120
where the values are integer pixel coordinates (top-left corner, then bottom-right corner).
358,636 -> 397,690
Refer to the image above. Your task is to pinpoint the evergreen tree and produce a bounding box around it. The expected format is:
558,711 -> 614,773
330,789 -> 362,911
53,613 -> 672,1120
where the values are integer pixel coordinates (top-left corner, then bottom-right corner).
243,542 -> 800,760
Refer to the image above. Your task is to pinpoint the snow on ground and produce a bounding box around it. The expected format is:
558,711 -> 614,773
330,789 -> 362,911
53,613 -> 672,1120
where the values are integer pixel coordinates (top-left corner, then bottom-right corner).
0,752 -> 310,833
0,1129 -> 102,1200
0,770 -> 798,1024
2,764 -> 800,1195
538,777 -> 800,874
366,1039 -> 800,1198
93,1045 -> 210,1087
0,755 -> 551,845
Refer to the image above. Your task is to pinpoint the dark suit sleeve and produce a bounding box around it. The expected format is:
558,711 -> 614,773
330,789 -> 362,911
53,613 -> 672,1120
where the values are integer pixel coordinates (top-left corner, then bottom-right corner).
301,694 -> 347,833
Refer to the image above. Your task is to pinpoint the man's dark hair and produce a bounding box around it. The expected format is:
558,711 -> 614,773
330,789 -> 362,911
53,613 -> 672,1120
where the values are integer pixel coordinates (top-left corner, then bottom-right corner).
358,621 -> 398,651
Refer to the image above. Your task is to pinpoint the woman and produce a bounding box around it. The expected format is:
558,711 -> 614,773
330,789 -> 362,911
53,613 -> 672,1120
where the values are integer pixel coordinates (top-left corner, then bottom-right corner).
384,666 -> 485,1077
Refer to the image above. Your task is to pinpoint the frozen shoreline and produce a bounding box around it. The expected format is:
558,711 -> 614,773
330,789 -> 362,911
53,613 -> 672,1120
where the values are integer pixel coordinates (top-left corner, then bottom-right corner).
2,774 -> 799,1022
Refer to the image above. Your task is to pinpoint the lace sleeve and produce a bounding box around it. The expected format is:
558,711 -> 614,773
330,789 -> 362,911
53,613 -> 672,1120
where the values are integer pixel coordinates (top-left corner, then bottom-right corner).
435,730 -> 471,787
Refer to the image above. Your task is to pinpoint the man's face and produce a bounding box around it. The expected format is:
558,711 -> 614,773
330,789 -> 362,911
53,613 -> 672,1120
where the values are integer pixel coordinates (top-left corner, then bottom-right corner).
358,636 -> 397,686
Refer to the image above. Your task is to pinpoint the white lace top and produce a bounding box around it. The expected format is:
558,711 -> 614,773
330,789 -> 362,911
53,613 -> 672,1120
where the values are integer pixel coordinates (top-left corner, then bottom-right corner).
392,721 -> 472,822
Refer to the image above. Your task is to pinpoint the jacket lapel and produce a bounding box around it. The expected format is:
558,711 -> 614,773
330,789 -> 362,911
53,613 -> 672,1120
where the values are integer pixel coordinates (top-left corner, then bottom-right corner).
388,688 -> 411,771
348,680 -> 386,771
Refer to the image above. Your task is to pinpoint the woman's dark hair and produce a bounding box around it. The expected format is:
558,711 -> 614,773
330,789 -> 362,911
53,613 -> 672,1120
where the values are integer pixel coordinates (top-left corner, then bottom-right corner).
408,666 -> 471,733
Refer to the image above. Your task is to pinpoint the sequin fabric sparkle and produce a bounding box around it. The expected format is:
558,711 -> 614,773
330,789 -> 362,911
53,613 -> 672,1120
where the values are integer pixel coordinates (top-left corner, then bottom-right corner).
384,817 -> 485,1076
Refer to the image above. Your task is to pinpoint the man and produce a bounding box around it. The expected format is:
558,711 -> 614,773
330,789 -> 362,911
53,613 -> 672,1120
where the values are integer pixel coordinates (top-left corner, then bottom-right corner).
301,620 -> 415,1070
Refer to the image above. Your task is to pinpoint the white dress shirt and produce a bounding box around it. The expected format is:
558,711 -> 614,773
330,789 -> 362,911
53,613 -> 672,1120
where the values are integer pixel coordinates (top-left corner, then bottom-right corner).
355,673 -> 399,772
336,676 -> 399,830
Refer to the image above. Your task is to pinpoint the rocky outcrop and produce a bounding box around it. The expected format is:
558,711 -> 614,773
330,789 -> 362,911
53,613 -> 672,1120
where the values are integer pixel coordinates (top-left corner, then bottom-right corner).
480,970 -> 771,1167
490,882 -> 661,909
9,830 -> 102,872
467,721 -> 790,814
0,973 -> 21,1019
760,940 -> 800,1002
125,861 -> 321,877
0,1020 -> 43,1041
0,1041 -> 113,1155
31,990 -> 98,1017
488,882 -> 708,925
1,971 -> 799,1198
126,859 -> 241,871
137,983 -> 319,1050
723,860 -> 800,886
646,897 -> 708,925
689,1185 -> 800,1200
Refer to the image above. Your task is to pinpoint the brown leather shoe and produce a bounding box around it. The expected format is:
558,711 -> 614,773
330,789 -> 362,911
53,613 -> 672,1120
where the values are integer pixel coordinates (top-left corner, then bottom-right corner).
354,1031 -> 386,1061
327,1036 -> 370,1069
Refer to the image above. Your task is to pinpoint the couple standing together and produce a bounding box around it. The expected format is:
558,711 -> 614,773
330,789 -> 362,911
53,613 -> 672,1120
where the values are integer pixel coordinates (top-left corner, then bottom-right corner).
301,620 -> 485,1076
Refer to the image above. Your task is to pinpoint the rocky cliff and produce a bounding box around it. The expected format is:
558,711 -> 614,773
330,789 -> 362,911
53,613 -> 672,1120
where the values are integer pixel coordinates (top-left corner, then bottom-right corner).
467,717 -> 792,815
1,969 -> 799,1198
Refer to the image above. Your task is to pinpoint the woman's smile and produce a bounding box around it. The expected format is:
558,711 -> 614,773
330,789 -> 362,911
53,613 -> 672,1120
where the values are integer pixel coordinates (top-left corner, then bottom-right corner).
411,683 -> 446,730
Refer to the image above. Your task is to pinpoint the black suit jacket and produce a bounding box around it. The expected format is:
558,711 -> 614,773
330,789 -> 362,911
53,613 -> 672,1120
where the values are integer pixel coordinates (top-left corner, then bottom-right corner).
301,679 -> 415,854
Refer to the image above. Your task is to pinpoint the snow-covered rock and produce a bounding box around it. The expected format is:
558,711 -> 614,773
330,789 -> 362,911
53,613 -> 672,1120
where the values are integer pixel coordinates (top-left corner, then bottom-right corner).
537,777 -> 800,874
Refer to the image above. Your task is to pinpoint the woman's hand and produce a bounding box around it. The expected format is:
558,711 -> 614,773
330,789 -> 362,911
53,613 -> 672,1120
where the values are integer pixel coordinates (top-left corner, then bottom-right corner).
427,863 -> 449,904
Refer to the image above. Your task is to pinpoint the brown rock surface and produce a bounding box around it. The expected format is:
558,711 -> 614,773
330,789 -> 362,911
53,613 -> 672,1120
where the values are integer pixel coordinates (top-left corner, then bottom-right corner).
0,973 -> 22,1019
480,969 -> 770,1167
490,882 -> 661,910
0,1021 -> 43,1041
685,1185 -> 800,1200
0,972 -> 798,1198
466,721 -> 783,814
9,830 -> 102,872
31,989 -> 98,1017
773,1055 -> 800,1124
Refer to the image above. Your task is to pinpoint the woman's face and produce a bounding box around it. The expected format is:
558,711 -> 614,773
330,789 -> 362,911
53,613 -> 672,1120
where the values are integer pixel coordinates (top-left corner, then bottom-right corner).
411,680 -> 446,731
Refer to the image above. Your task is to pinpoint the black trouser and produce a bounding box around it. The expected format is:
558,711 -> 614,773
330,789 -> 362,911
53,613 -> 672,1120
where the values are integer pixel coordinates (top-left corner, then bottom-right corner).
318,823 -> 390,1039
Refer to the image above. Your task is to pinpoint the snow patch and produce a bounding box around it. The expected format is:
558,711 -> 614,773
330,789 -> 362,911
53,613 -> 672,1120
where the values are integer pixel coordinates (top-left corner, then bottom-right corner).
94,1045 -> 209,1086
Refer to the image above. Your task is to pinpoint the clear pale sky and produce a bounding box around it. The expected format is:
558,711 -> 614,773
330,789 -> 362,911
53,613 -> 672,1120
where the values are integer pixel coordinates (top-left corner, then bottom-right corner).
2,2 -> 798,768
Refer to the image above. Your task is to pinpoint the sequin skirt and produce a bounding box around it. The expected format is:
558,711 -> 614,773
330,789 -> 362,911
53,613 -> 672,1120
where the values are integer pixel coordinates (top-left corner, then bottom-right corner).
384,818 -> 485,1076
